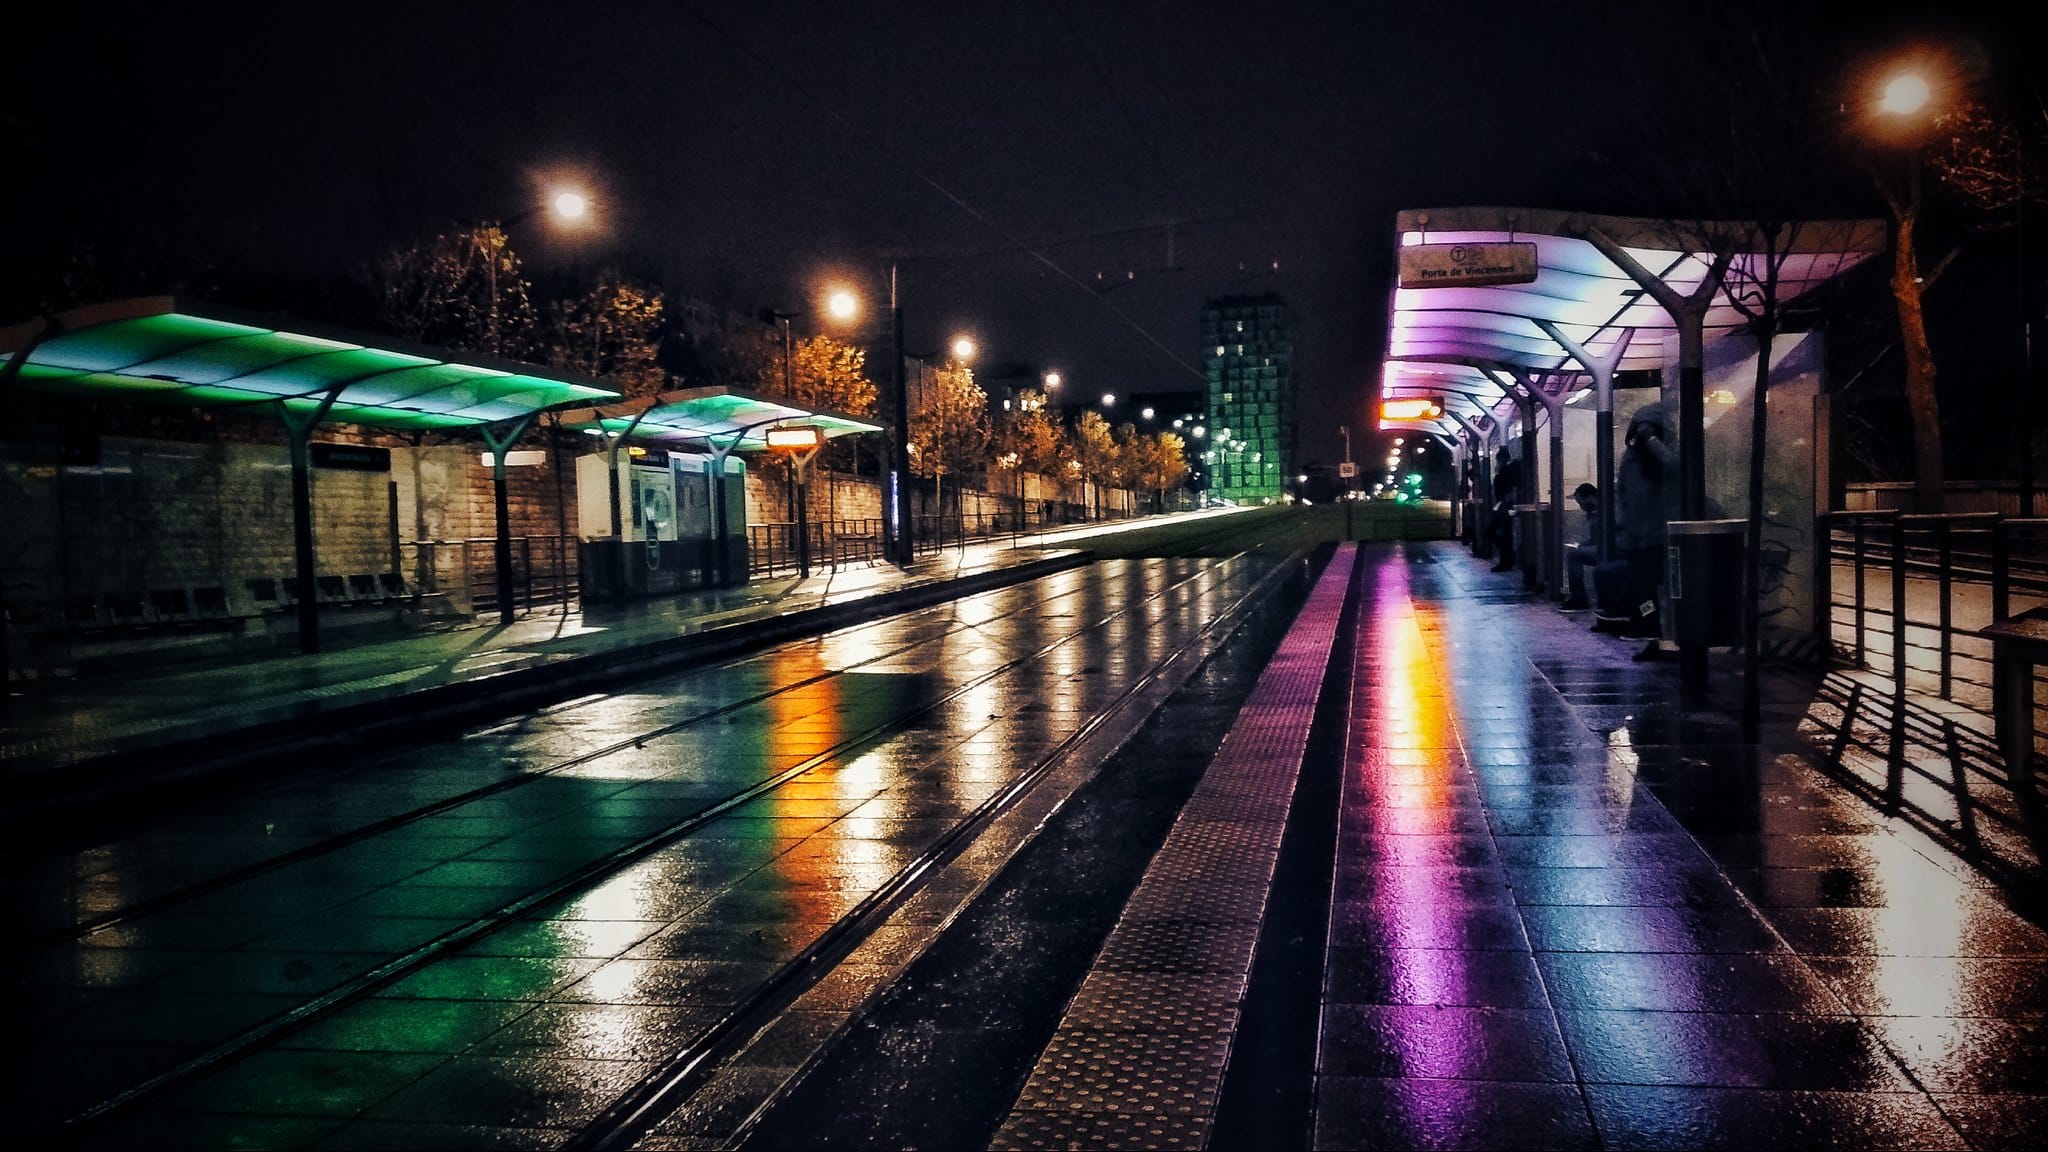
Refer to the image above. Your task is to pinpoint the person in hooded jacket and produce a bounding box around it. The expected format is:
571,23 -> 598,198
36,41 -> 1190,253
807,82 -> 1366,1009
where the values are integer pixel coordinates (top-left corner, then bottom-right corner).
1595,401 -> 1674,636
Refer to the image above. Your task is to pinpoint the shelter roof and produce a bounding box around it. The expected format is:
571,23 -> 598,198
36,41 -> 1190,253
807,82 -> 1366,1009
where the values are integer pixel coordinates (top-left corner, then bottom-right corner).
554,386 -> 882,453
1379,207 -> 1887,439
0,297 -> 621,431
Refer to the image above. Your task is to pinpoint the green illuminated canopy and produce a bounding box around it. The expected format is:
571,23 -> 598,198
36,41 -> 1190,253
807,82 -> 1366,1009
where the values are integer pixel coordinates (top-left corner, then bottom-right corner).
555,386 -> 882,452
0,297 -> 622,430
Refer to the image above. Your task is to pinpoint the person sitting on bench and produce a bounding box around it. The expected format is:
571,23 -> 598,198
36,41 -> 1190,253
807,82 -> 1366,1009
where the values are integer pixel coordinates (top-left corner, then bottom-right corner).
1559,483 -> 1600,611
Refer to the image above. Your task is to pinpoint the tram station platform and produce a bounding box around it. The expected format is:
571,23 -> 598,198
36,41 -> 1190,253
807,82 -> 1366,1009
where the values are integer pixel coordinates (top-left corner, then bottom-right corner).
756,541 -> 2048,1150
7,527 -> 2046,1150
0,528 -> 1113,824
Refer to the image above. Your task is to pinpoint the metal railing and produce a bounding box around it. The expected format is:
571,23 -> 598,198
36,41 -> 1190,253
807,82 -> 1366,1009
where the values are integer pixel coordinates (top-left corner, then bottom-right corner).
744,506 -> 1131,576
1819,511 -> 2048,705
401,534 -> 579,616
1815,508 -> 2048,866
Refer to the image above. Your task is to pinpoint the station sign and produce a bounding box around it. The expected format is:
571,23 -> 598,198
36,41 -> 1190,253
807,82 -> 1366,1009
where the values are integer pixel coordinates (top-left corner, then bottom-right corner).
765,426 -> 824,452
313,442 -> 391,471
1379,397 -> 1445,421
1398,242 -> 1538,289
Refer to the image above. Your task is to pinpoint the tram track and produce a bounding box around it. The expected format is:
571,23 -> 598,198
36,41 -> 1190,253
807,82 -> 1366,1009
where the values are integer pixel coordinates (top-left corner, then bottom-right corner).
50,517 -> 1307,1141
27,516 -> 1264,952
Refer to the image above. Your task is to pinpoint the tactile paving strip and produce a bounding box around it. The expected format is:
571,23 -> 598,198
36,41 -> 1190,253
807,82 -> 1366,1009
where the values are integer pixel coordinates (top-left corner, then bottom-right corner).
1010,1027 -> 1228,1114
992,544 -> 1357,1148
990,1108 -> 1207,1151
1060,970 -> 1247,1033
1091,920 -> 1260,973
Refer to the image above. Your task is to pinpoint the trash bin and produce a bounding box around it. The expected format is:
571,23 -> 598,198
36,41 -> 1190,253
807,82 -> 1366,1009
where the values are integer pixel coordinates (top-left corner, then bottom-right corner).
1667,519 -> 1746,647
1515,503 -> 1554,586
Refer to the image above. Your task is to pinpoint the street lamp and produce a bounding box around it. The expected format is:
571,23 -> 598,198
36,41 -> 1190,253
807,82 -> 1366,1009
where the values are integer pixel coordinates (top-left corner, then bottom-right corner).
1043,370 -> 1061,392
825,273 -> 933,566
1102,392 -> 1116,409
1880,72 -> 1931,116
478,187 -> 593,356
952,336 -> 978,363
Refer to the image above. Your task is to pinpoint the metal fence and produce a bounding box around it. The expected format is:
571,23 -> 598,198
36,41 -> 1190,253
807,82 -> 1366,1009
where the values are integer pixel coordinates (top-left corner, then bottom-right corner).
744,506 -> 1129,577
1815,508 -> 2048,865
401,534 -> 579,616
1819,511 -> 2048,706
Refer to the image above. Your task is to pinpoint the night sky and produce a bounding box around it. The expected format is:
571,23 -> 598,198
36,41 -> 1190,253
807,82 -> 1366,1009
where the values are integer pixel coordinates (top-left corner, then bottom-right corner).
10,1 -> 2019,466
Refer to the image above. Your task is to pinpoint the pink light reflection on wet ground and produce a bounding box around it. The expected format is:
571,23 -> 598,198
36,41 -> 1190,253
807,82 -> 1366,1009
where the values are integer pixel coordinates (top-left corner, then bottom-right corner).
1314,544 -> 2048,1150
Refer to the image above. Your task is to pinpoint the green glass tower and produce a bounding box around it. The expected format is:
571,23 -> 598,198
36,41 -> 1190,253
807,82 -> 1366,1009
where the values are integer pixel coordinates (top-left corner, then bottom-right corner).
1200,294 -> 1293,503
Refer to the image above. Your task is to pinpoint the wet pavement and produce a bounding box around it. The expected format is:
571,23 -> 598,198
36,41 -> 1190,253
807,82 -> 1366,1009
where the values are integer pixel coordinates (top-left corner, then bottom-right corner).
7,519 -> 2047,1150
6,549 -> 1299,1149
1313,545 -> 2048,1151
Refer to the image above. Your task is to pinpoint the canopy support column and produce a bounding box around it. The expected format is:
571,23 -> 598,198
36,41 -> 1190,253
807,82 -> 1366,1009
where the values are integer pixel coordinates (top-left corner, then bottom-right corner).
1579,227 -> 1732,688
1535,322 -> 1633,564
278,391 -> 342,655
604,405 -> 657,601
480,414 -> 539,628
1448,411 -> 1494,557
704,434 -> 742,589
1512,370 -> 1571,599
791,445 -> 820,579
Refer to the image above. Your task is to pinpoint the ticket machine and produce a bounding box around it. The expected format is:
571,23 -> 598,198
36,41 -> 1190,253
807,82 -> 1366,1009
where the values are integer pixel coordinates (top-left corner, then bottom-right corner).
576,449 -> 748,602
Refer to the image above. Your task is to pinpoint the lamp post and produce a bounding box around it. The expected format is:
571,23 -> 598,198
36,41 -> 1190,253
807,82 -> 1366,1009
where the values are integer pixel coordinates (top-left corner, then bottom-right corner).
478,188 -> 592,356
1341,424 -> 1353,540
769,308 -> 799,547
824,276 -> 918,566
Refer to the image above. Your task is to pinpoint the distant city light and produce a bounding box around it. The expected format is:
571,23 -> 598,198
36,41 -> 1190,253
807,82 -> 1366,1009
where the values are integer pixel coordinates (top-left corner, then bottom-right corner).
1141,407 -> 1155,420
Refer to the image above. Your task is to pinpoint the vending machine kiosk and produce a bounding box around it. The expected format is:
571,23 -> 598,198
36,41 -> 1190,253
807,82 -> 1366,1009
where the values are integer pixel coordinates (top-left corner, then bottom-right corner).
576,449 -> 747,603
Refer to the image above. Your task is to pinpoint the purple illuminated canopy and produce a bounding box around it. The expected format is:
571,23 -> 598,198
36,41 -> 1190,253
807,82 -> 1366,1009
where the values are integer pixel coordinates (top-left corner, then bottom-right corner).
1377,206 -> 1887,439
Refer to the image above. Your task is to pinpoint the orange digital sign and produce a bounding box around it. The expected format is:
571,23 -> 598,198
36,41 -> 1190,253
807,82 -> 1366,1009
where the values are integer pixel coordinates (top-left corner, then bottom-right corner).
1379,397 -> 1444,421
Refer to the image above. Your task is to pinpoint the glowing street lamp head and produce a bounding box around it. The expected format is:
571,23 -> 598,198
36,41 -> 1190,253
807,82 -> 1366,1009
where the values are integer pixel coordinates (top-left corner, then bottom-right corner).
951,336 -> 977,362
1042,370 -> 1061,390
1101,392 -> 1116,408
1879,71 -> 1932,116
826,290 -> 860,322
1141,406 -> 1155,420
550,190 -> 589,221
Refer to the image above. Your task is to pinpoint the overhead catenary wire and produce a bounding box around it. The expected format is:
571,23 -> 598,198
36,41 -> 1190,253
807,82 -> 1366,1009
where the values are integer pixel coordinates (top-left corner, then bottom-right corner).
665,0 -> 1210,385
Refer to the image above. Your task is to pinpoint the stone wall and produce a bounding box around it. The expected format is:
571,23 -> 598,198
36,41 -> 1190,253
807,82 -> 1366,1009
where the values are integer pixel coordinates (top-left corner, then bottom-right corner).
2,426 -> 1156,637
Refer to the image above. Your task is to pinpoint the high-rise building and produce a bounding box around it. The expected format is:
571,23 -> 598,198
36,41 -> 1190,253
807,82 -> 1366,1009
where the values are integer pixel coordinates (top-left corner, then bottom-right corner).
1200,294 -> 1293,502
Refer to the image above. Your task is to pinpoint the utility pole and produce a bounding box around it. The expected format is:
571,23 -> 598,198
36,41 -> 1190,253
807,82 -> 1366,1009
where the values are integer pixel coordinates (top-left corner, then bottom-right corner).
889,265 -> 914,566
771,310 -> 798,541
1341,424 -> 1354,541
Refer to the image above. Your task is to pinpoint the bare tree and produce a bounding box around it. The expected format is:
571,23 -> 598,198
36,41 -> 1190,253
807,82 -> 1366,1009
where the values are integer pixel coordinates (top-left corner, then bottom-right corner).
370,225 -> 538,359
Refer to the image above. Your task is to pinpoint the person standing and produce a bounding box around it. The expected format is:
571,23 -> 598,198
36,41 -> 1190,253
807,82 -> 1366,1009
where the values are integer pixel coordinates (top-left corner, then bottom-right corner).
1488,446 -> 1521,572
1596,403 -> 1673,638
